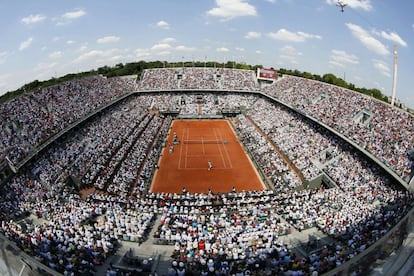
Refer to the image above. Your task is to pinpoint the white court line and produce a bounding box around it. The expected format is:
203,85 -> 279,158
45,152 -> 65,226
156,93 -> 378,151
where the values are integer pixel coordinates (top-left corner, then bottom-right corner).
177,126 -> 235,170
185,154 -> 224,157
213,128 -> 228,169
184,128 -> 189,169
178,167 -> 229,170
215,127 -> 233,169
178,127 -> 185,169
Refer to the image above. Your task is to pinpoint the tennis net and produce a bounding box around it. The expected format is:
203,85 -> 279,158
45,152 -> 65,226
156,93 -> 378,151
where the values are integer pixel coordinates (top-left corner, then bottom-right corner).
183,140 -> 227,144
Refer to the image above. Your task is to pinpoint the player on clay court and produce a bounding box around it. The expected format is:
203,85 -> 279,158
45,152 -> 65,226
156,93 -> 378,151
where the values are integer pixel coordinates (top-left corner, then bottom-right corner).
208,161 -> 213,171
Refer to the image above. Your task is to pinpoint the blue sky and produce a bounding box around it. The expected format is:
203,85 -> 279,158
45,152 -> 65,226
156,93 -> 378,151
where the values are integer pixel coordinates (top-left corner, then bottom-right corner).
0,0 -> 413,108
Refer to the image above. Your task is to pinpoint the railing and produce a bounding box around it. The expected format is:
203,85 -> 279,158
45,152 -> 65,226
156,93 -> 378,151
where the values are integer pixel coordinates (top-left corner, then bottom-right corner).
0,233 -> 62,276
323,205 -> 414,275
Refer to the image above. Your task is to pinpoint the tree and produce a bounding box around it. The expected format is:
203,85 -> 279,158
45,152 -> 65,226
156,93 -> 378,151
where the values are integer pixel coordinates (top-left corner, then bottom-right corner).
0,60 -> 395,109
322,73 -> 336,84
302,72 -> 314,80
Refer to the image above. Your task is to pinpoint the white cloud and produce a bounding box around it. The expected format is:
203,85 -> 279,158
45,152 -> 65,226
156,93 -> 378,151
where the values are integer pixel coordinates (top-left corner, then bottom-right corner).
160,37 -> 176,44
265,0 -> 276,3
329,49 -> 359,67
97,36 -> 120,44
0,51 -> 11,64
235,47 -> 245,51
79,44 -> 88,52
151,43 -> 172,51
56,9 -> 86,25
279,45 -> 302,65
73,50 -> 104,63
245,31 -> 261,39
67,40 -> 75,44
280,45 -> 302,56
108,55 -> 125,63
207,0 -> 257,21
134,43 -> 196,59
297,31 -> 322,40
62,9 -> 86,19
329,60 -> 345,68
372,59 -> 391,77
135,48 -> 151,59
325,0 -> 372,11
346,23 -> 389,55
0,73 -> 12,93
73,48 -> 123,64
156,20 -> 170,29
49,51 -> 62,59
21,14 -> 46,25
175,45 -> 196,51
255,50 -> 262,54
157,51 -> 171,56
216,47 -> 229,52
378,31 -> 407,47
19,37 -> 33,51
34,62 -> 58,72
267,29 -> 321,42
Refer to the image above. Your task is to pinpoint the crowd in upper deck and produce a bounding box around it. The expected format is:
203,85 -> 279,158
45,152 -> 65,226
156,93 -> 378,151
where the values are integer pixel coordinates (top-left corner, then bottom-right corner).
262,75 -> 414,182
2,69 -> 411,184
138,67 -> 260,91
0,75 -> 138,165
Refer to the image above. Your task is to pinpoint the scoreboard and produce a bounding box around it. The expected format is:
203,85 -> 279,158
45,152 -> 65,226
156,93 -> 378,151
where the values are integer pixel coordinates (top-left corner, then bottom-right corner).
257,68 -> 278,81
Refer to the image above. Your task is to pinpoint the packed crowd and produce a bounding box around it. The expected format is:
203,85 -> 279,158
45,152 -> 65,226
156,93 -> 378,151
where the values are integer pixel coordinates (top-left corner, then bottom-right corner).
262,75 -> 414,182
0,95 -> 161,275
155,176 -> 412,275
157,98 -> 413,275
133,92 -> 257,117
221,68 -> 260,91
105,114 -> 163,197
3,69 -> 411,187
244,97 -> 413,242
0,75 -> 138,165
180,68 -> 219,90
139,68 -> 178,91
138,67 -> 260,92
234,114 -> 302,191
0,71 -> 413,275
247,98 -> 326,182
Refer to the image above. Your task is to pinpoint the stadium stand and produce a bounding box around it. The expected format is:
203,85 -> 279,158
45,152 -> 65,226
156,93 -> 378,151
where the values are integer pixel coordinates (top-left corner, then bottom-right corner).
0,68 -> 413,275
262,75 -> 414,183
0,75 -> 138,166
138,67 -> 260,92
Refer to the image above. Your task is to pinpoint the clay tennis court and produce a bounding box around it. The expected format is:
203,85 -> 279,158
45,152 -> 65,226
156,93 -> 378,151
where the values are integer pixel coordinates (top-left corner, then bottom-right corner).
150,119 -> 265,194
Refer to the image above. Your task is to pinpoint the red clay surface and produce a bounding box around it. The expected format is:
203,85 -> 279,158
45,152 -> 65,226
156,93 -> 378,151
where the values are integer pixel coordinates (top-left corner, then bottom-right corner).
150,119 -> 265,194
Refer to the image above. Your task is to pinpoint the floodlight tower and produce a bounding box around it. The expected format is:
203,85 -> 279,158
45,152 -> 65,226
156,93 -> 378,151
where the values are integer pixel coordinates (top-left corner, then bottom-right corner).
390,44 -> 398,106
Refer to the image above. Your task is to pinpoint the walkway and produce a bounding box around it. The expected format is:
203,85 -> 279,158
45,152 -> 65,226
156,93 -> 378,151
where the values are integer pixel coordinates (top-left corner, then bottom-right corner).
95,215 -> 174,275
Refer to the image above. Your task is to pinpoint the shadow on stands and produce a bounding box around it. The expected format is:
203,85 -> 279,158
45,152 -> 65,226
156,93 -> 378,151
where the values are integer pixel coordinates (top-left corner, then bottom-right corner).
107,248 -> 155,276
